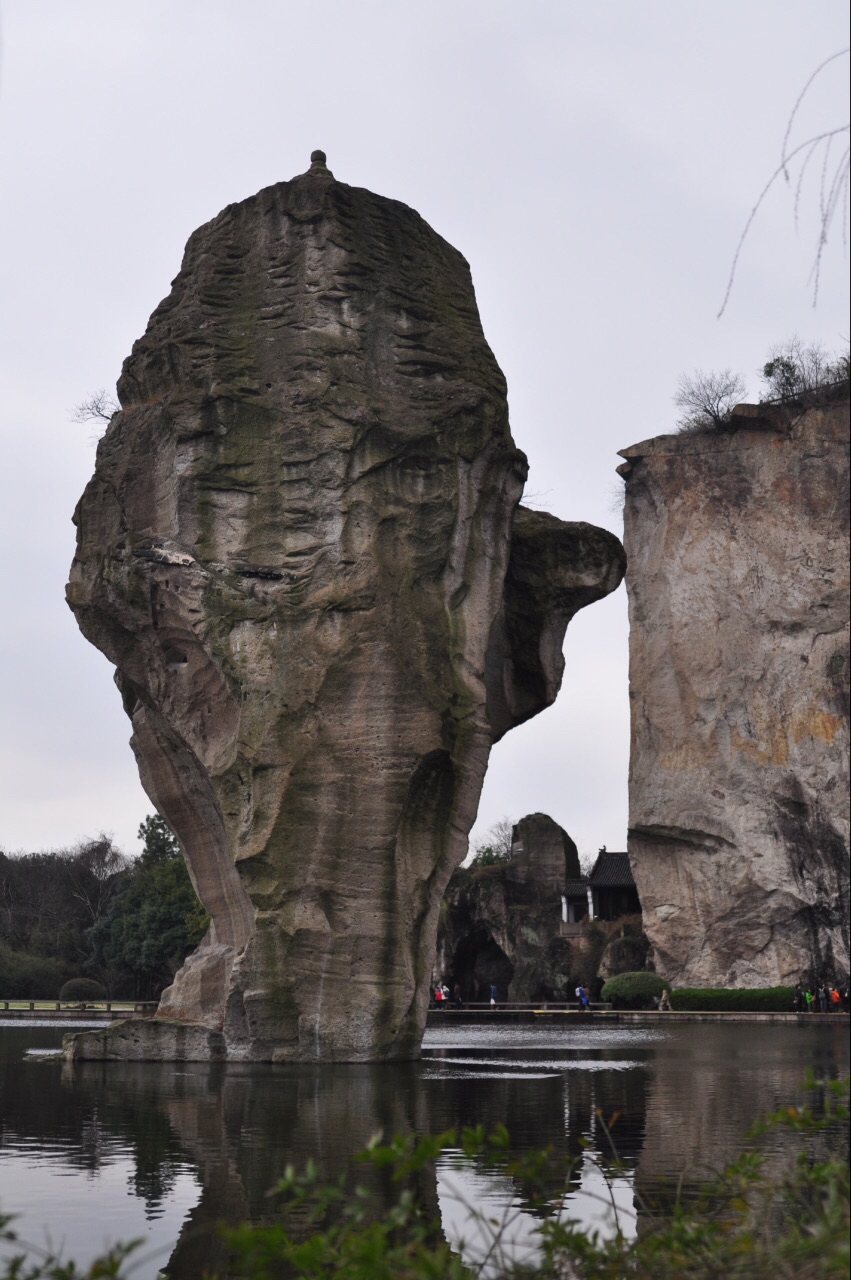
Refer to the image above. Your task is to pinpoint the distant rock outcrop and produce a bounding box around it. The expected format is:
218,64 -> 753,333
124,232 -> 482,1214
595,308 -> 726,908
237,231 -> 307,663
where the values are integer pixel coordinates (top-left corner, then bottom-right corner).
66,154 -> 625,1062
435,813 -> 578,1001
619,394 -> 850,987
436,823 -> 647,1000
507,812 -> 577,899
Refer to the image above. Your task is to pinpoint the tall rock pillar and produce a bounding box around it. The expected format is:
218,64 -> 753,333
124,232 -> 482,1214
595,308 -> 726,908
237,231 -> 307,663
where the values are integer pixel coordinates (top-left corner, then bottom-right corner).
66,153 -> 624,1061
619,395 -> 850,986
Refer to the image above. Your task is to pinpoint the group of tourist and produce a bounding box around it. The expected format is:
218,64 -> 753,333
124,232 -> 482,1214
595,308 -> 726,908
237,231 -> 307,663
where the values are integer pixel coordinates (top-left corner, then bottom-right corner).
432,982 -> 464,1008
793,980 -> 848,1012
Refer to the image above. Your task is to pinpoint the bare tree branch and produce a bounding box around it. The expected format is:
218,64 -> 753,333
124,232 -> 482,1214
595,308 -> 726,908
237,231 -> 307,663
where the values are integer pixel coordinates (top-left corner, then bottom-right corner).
718,126 -> 850,317
719,48 -> 850,317
70,389 -> 119,425
781,48 -> 849,179
674,368 -> 747,431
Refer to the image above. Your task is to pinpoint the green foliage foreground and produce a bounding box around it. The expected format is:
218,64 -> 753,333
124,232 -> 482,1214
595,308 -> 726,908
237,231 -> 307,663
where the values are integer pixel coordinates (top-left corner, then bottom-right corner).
1,1076 -> 847,1279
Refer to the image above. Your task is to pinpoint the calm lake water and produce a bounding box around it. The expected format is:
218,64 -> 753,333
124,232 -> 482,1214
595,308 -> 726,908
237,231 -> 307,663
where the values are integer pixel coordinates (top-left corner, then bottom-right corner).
0,1019 -> 847,1277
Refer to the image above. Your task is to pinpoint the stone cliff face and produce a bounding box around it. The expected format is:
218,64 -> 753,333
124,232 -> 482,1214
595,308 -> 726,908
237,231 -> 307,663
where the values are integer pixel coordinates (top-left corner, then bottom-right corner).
67,153 -> 624,1061
619,395 -> 850,987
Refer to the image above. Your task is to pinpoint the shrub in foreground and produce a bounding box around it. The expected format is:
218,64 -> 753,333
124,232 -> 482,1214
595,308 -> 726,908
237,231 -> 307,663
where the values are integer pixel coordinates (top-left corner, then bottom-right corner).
601,971 -> 666,1008
58,978 -> 107,1003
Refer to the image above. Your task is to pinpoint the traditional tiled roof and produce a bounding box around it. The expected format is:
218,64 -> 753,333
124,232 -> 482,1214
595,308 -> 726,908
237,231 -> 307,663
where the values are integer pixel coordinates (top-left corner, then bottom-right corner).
588,851 -> 634,888
565,878 -> 589,895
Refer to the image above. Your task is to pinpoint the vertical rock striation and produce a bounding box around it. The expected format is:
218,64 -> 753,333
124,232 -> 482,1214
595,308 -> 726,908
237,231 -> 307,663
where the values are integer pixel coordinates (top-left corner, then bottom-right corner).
66,154 -> 624,1061
619,394 -> 850,986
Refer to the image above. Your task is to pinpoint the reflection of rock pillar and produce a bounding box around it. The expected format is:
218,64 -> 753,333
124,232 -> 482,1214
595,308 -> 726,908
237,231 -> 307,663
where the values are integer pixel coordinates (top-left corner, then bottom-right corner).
156,1063 -> 435,1276
631,1034 -> 849,1227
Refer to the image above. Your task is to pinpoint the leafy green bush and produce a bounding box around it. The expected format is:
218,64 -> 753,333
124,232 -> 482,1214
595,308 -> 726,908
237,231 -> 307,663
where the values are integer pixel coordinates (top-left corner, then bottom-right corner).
88,851 -> 208,1000
670,986 -> 794,1012
0,944 -> 69,999
601,971 -> 666,1008
761,337 -> 849,403
58,977 -> 107,1003
469,844 -> 510,868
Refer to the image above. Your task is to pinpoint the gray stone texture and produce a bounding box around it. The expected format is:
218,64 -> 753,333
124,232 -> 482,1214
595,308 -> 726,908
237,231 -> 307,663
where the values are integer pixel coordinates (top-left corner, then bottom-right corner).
508,811 -> 580,899
66,155 -> 624,1061
619,395 -> 850,987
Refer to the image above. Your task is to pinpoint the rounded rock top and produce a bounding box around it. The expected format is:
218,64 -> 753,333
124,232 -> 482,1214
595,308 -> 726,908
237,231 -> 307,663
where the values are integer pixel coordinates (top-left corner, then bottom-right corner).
301,149 -> 334,180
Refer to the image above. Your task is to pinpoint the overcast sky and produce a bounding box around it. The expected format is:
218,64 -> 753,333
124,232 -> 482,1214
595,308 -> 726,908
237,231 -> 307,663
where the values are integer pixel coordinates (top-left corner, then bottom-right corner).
0,1 -> 848,862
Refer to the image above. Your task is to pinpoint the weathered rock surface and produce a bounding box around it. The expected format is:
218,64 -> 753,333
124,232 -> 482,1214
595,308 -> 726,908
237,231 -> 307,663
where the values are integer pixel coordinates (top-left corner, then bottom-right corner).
67,153 -> 624,1061
435,813 -> 579,1000
507,811 -> 578,899
64,1018 -> 226,1062
619,395 -> 850,986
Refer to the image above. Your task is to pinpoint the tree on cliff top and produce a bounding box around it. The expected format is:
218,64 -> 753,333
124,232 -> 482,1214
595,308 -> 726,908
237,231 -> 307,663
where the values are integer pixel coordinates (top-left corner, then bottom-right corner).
468,816 -> 514,867
674,368 -> 748,431
760,336 -> 850,402
674,338 -> 849,432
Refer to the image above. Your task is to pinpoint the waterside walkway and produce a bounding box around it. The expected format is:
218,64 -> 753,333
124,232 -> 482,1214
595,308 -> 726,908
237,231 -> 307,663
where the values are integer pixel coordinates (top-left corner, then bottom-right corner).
1,1001 -> 157,1020
427,1005 -> 848,1027
3,1001 -> 846,1027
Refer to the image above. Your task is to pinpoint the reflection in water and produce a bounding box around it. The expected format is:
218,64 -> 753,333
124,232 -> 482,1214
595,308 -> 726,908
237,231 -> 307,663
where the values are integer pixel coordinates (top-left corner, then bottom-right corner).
61,1058 -> 436,1278
0,1022 -> 847,1278
632,1022 -> 851,1221
435,1149 -> 636,1277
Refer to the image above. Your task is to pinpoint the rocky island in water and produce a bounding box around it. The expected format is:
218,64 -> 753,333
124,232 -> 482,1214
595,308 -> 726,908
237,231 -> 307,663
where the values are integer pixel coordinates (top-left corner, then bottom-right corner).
65,152 -> 624,1063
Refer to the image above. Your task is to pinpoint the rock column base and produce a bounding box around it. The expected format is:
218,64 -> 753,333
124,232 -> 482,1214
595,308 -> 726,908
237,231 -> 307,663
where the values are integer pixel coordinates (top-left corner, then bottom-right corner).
63,1018 -> 226,1062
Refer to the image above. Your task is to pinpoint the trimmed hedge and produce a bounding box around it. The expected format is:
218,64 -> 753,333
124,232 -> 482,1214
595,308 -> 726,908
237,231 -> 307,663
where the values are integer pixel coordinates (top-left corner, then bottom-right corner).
601,972 -> 666,1008
600,974 -> 799,1011
669,986 -> 795,1012
58,977 -> 107,1002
